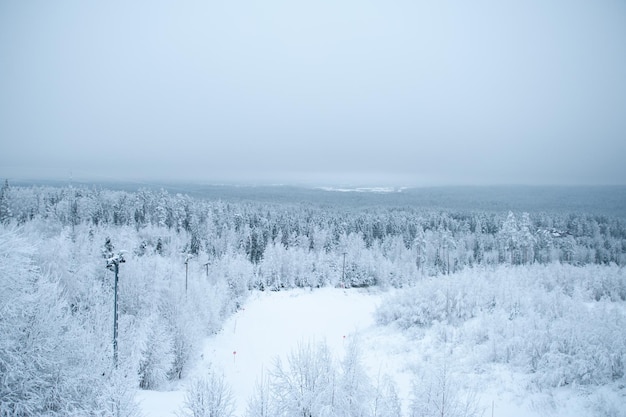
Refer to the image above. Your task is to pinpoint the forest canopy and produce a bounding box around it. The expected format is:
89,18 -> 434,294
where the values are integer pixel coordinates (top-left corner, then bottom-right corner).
1,182 -> 625,416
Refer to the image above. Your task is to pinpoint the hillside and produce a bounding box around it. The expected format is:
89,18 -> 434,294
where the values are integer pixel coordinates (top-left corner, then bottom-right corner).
138,269 -> 626,417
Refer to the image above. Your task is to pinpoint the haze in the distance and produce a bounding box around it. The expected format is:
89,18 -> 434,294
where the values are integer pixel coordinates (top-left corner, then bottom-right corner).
1,0 -> 625,186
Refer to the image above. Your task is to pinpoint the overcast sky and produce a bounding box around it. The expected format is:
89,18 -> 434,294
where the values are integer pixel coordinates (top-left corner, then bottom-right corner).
1,0 -> 625,186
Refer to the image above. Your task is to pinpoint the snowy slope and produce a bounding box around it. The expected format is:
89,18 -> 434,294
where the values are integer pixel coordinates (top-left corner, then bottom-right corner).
136,288 -> 598,417
197,287 -> 382,416
137,288 -> 382,416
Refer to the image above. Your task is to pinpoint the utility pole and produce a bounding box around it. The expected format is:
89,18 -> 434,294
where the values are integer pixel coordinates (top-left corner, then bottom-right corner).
106,251 -> 126,367
184,254 -> 193,294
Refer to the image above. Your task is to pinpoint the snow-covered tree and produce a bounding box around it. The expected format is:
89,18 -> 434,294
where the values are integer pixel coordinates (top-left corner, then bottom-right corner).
336,338 -> 375,417
498,211 -> 518,264
0,228 -> 133,415
246,372 -> 274,417
259,339 -> 395,417
137,315 -> 174,389
0,179 -> 12,224
518,212 -> 535,264
271,341 -> 336,417
372,374 -> 402,417
180,372 -> 236,417
410,355 -> 482,417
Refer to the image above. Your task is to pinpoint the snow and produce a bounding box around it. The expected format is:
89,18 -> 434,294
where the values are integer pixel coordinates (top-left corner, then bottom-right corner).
138,287 -> 383,417
197,287 -> 382,415
136,287 -> 608,417
136,390 -> 185,417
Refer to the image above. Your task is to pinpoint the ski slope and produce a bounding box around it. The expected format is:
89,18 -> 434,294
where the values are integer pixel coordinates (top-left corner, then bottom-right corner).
136,287 -> 591,417
207,288 -> 382,414
137,288 -> 384,416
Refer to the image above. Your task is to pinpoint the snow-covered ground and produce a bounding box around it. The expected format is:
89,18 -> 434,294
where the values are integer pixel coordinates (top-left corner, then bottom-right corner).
137,288 -> 382,416
198,287 -> 381,416
136,288 -> 602,417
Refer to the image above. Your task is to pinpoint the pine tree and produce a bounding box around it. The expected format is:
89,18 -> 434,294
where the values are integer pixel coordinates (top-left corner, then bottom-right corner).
498,211 -> 519,264
138,316 -> 174,389
0,179 -> 11,224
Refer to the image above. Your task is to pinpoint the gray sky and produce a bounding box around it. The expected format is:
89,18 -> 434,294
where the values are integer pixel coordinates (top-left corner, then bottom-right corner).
1,0 -> 625,186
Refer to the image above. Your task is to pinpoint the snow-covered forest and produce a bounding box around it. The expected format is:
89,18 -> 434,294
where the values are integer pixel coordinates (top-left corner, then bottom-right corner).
1,182 -> 625,416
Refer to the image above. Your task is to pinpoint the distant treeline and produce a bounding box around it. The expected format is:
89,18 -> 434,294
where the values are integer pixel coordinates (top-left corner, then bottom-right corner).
1,182 -> 624,288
